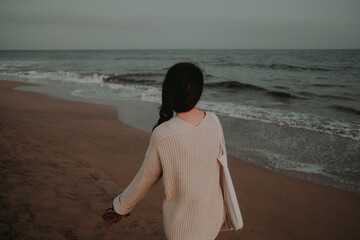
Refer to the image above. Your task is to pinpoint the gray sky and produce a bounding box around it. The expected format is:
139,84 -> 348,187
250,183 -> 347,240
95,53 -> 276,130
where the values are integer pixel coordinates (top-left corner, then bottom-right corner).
0,0 -> 359,49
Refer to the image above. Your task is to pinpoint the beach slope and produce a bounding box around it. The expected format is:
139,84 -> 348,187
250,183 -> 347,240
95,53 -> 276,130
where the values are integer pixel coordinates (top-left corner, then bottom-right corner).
0,81 -> 359,240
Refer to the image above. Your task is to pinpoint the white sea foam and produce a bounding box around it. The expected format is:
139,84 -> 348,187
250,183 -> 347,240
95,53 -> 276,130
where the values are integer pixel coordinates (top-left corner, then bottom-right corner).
1,70 -> 359,141
140,87 -> 161,103
105,82 -> 161,100
0,70 -> 104,84
133,82 -> 360,140
248,148 -> 328,175
293,164 -> 325,174
196,100 -> 360,141
0,61 -> 42,70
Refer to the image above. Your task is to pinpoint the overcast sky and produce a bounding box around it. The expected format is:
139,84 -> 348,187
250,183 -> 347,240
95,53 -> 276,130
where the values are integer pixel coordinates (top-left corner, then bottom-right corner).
0,0 -> 359,50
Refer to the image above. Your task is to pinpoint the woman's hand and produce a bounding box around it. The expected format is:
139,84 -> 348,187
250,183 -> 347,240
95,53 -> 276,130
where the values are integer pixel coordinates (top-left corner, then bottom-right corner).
102,205 -> 130,228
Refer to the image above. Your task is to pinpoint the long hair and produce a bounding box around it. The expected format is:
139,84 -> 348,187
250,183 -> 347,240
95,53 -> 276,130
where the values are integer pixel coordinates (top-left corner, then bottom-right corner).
152,62 -> 204,131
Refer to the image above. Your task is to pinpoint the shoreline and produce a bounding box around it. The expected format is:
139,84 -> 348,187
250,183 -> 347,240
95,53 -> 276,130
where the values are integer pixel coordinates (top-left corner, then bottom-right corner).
1,80 -> 360,239
12,80 -> 360,193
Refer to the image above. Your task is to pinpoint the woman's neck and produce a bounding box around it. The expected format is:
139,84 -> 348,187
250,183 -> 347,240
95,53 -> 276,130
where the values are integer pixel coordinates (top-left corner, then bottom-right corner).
176,108 -> 206,126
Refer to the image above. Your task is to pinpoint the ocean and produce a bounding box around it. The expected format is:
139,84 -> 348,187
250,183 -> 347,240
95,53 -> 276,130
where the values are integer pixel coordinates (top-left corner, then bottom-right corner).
0,49 -> 359,192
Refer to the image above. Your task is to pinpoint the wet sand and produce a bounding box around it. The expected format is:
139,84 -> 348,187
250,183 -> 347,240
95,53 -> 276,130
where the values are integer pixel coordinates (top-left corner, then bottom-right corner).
0,81 -> 359,240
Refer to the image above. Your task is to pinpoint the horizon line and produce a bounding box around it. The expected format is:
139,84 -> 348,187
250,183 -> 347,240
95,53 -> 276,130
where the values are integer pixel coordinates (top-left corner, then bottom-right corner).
1,48 -> 360,51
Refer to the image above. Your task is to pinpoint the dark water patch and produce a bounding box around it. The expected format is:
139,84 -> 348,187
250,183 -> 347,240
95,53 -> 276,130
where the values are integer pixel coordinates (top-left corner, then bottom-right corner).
115,73 -> 164,78
322,94 -> 356,101
297,91 -> 356,101
103,73 -> 162,85
216,62 -> 242,67
310,83 -> 346,88
297,91 -> 316,97
265,63 -> 330,72
266,90 -> 305,100
206,74 -> 215,78
103,76 -> 156,85
113,56 -> 137,60
207,81 -> 304,100
331,105 -> 360,115
218,62 -> 332,72
273,86 -> 289,90
206,80 -> 265,91
316,76 -> 328,80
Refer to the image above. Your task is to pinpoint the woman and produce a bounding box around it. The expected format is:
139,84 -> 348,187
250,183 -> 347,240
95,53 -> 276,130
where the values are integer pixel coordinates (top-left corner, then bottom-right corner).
108,62 -> 233,239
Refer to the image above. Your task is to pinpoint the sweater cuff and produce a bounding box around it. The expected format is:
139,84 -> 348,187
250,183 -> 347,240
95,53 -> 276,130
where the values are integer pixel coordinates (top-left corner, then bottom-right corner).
113,194 -> 133,215
113,194 -> 123,215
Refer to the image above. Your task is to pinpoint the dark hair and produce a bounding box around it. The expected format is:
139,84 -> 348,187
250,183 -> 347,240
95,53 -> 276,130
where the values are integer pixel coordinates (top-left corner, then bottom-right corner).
152,62 -> 204,131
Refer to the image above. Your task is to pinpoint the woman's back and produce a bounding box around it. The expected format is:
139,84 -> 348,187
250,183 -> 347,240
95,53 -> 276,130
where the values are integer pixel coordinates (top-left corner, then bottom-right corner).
115,111 -> 225,239
156,111 -> 225,239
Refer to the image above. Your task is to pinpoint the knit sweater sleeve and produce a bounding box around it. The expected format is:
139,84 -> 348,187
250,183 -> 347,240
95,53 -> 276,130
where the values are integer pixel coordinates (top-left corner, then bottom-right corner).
213,112 -> 227,158
113,130 -> 162,215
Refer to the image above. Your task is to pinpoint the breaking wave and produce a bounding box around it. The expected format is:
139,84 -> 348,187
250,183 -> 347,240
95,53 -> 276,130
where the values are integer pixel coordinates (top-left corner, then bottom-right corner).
0,70 -> 104,84
331,105 -> 360,115
219,62 -> 333,72
102,73 -> 162,85
297,91 -> 357,101
206,81 -> 304,100
206,80 -> 265,91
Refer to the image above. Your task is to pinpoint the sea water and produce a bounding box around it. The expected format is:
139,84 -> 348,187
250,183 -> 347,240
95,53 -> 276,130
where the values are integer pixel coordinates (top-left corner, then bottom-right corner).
0,49 -> 359,192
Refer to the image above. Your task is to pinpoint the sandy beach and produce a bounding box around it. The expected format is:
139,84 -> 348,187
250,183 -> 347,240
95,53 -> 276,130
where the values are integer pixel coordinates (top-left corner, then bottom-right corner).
1,80 -> 359,240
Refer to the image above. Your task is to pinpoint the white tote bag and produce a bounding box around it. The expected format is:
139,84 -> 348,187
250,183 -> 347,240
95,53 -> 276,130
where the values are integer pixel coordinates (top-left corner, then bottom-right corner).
213,113 -> 243,231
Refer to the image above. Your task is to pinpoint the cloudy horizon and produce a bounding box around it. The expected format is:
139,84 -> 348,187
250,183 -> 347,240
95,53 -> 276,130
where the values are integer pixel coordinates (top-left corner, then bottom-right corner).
1,0 -> 359,50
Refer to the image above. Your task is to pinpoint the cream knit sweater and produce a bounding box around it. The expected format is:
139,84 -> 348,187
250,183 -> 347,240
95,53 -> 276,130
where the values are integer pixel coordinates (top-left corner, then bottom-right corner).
113,111 -> 227,240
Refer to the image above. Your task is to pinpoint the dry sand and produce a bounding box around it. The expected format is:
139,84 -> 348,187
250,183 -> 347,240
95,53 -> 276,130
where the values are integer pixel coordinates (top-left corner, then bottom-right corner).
0,81 -> 359,240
